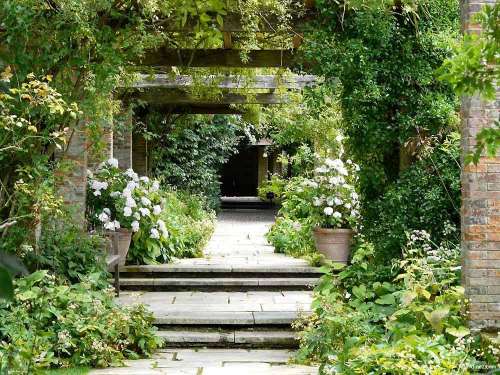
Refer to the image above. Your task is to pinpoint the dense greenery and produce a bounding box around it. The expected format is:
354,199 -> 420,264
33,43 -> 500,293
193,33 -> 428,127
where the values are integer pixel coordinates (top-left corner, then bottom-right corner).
302,0 -> 461,232
128,188 -> 215,264
363,133 -> 461,261
0,271 -> 160,373
296,233 -> 499,373
150,114 -> 244,209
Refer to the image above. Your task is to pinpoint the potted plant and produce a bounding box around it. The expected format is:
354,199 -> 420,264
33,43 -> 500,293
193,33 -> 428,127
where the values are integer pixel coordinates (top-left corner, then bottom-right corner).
87,158 -> 168,265
302,155 -> 360,263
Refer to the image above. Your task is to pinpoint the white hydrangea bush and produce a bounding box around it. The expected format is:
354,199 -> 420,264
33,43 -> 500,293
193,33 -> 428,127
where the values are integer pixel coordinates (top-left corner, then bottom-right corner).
87,158 -> 170,263
301,154 -> 361,229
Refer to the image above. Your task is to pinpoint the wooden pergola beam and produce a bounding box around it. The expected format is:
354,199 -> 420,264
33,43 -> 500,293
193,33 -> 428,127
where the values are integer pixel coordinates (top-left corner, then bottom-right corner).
131,74 -> 317,90
152,104 -> 244,115
135,89 -> 288,105
138,49 -> 296,68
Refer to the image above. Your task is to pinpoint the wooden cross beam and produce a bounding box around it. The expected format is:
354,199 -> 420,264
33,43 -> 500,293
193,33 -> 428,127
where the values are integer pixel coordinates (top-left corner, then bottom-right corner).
152,104 -> 244,115
135,89 -> 288,105
138,49 -> 296,68
131,74 -> 317,90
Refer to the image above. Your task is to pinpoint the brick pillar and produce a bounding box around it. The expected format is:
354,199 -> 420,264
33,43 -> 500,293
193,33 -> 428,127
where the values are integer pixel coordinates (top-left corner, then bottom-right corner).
461,0 -> 500,331
57,124 -> 88,228
88,121 -> 113,170
132,133 -> 148,176
113,110 -> 133,170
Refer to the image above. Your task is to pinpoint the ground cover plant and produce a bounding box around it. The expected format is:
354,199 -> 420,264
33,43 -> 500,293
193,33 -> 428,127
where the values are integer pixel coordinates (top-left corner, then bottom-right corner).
0,271 -> 161,373
295,232 -> 500,374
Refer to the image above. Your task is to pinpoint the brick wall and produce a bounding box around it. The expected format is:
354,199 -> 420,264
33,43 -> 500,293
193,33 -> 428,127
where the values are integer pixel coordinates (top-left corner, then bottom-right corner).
461,0 -> 500,331
56,124 -> 88,228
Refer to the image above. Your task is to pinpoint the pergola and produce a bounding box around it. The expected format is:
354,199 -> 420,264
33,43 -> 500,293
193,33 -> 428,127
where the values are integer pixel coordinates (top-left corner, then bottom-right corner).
58,1 -> 500,332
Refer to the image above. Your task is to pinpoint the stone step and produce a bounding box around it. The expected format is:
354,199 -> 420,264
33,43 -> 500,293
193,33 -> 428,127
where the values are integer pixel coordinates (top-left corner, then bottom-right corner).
119,264 -> 322,279
157,328 -> 298,348
116,277 -> 318,291
89,349 -> 318,375
154,311 -> 306,326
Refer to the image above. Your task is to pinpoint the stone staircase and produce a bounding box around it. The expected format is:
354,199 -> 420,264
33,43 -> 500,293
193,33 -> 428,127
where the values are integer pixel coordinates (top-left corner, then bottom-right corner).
117,262 -> 321,348
107,209 -> 321,373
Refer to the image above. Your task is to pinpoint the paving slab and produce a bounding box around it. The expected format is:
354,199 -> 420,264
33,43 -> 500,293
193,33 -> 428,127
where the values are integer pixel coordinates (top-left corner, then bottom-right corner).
154,311 -> 255,325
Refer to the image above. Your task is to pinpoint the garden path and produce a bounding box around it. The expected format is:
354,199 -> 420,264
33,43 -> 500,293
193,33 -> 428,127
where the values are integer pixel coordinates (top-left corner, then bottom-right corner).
91,209 -> 319,374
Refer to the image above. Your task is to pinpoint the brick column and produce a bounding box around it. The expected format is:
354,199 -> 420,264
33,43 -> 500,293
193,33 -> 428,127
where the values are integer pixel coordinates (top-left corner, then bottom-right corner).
56,124 -> 88,228
132,133 -> 148,176
461,0 -> 500,331
113,110 -> 133,170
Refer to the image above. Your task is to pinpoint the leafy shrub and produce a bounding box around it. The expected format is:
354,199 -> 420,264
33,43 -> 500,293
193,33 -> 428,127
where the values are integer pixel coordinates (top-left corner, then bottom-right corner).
150,115 -> 242,210
266,177 -> 319,264
257,175 -> 287,202
0,271 -> 161,373
295,231 -> 498,374
25,221 -> 108,287
363,133 -> 461,262
127,189 -> 215,264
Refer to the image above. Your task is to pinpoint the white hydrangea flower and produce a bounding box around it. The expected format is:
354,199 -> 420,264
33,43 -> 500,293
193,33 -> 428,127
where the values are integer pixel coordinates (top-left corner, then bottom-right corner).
131,220 -> 140,232
315,166 -> 328,174
125,197 -> 136,208
139,207 -> 150,217
123,206 -> 132,217
153,205 -> 162,215
324,207 -> 334,216
110,191 -> 121,198
98,212 -> 109,222
126,181 -> 138,191
125,168 -> 139,181
107,158 -> 119,168
334,198 -> 343,206
113,220 -> 120,229
151,181 -> 160,192
140,176 -> 150,183
157,219 -> 166,230
351,192 -> 359,200
337,166 -> 348,176
345,203 -> 352,209
333,211 -> 342,219
104,221 -> 116,230
122,189 -> 132,198
327,198 -> 334,206
335,134 -> 344,142
313,197 -> 322,207
150,228 -> 160,239
103,208 -> 111,215
93,190 -> 101,196
141,197 -> 151,206
134,212 -> 141,220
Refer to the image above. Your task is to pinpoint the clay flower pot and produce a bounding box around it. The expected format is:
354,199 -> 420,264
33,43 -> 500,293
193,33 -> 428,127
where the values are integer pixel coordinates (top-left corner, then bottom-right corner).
106,229 -> 132,266
313,228 -> 354,264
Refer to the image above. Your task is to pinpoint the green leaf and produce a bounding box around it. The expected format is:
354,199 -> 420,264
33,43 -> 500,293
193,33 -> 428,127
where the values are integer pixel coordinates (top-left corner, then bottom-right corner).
0,267 -> 13,300
375,293 -> 395,305
352,284 -> 367,300
446,326 -> 470,338
424,307 -> 450,332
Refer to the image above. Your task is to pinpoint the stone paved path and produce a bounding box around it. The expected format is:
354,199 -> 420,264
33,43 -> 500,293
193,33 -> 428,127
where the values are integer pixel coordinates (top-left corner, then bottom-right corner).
91,209 -> 318,374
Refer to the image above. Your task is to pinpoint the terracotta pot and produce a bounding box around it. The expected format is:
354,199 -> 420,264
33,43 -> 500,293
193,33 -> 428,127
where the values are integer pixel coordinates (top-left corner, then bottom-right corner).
313,228 -> 353,264
106,229 -> 132,266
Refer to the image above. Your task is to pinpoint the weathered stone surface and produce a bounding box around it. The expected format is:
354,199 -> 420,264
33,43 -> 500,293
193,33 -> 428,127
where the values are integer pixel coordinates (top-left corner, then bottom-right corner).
154,311 -> 255,325
234,330 -> 298,345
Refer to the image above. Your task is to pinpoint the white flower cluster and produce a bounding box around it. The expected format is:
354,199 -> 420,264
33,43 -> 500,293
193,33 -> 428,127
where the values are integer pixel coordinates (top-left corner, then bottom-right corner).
302,155 -> 361,228
89,162 -> 168,240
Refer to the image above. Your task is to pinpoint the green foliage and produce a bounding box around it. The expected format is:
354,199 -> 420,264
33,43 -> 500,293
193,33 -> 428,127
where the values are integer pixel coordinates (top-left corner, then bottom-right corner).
362,133 -> 461,261
127,188 -> 215,264
303,0 -> 460,201
25,222 -> 108,288
267,177 -> 319,264
257,174 -> 287,202
296,231 -> 498,374
150,114 -> 243,210
440,3 -> 500,164
0,271 -> 161,373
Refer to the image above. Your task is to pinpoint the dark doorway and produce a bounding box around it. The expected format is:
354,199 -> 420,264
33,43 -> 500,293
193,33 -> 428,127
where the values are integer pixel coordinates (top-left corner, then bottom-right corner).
221,146 -> 258,196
